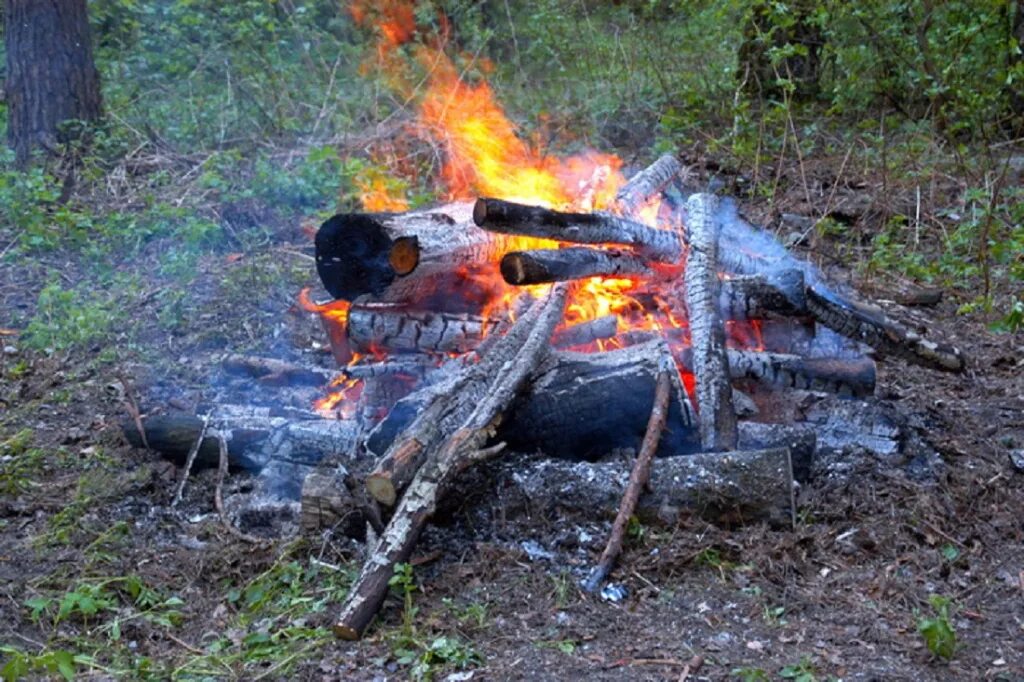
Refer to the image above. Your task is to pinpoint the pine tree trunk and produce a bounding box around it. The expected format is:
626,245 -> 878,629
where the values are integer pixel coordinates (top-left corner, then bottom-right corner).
4,0 -> 103,166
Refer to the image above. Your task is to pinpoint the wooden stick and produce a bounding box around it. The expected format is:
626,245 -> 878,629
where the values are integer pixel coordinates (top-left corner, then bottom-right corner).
334,284 -> 568,640
171,411 -> 210,507
725,349 -> 876,398
582,369 -> 671,593
683,193 -> 738,450
473,197 -> 684,263
614,153 -> 684,217
214,432 -> 269,545
500,247 -> 651,285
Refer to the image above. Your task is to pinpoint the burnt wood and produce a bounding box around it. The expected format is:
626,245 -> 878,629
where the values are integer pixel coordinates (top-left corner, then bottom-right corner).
500,247 -> 650,285
683,193 -> 738,451
473,197 -> 684,262
366,338 -> 700,468
334,284 -> 568,640
346,303 -> 498,356
719,270 -> 807,320
551,315 -> 618,348
503,447 -> 796,529
614,154 -> 684,217
315,203 -> 515,301
804,286 -> 965,372
725,349 -> 876,398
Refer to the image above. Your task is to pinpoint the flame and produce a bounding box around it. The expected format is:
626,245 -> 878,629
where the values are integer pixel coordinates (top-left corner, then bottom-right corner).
299,287 -> 350,325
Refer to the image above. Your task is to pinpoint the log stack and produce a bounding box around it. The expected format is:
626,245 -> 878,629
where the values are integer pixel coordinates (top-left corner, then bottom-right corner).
127,153 -> 969,642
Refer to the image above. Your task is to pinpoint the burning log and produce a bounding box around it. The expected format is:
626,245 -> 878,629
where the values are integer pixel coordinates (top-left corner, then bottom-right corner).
614,153 -> 684,217
347,303 -> 498,356
473,197 -> 684,263
315,203 -> 516,301
334,284 -> 568,640
551,314 -> 618,348
719,270 -> 807,320
500,247 -> 650,285
725,349 -> 876,398
502,447 -> 796,529
804,287 -> 965,372
364,339 -> 699,490
683,193 -> 738,451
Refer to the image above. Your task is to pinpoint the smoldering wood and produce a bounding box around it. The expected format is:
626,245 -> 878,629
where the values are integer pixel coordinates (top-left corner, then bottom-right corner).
473,197 -> 684,263
346,303 -> 498,356
683,193 -> 738,451
123,411 -> 359,472
582,370 -> 671,593
736,421 -> 817,483
804,287 -> 965,372
501,447 -> 796,529
344,357 -> 438,379
333,284 -> 568,641
724,349 -> 876,398
363,287 -> 570,508
222,354 -> 332,387
614,154 -> 684,217
719,270 -> 807,320
551,315 -> 618,348
315,203 -> 518,300
500,247 -> 651,285
365,339 -> 700,468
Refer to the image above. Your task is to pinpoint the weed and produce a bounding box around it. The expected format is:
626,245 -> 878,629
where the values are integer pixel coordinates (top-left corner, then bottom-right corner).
694,546 -> 736,579
732,667 -> 770,682
442,597 -> 490,629
916,594 -> 957,660
0,429 -> 45,495
779,656 -> 818,681
22,283 -> 117,353
536,639 -> 578,655
763,604 -> 788,626
549,569 -> 575,609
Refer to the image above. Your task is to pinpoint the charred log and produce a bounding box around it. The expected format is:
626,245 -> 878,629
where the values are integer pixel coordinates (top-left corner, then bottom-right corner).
719,270 -> 807,320
474,197 -> 683,262
804,287 -> 965,372
503,447 -> 796,529
366,339 -> 700,470
315,203 -> 517,301
683,193 -> 738,451
123,411 -> 359,473
500,247 -> 650,285
222,354 -> 332,387
551,315 -> 618,348
725,349 -> 876,398
614,154 -> 684,217
347,303 -> 498,356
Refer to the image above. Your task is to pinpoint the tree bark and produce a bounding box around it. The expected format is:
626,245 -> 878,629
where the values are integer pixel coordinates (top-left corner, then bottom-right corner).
4,0 -> 102,166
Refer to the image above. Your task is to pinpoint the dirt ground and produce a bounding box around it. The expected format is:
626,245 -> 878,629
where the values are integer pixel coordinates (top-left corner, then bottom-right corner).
1,155 -> 1022,681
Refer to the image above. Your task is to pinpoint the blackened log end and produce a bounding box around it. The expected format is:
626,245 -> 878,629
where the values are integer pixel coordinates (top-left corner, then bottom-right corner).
315,213 -> 397,300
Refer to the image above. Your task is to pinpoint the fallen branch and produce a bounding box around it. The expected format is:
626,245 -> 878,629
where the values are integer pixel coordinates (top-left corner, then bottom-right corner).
582,369 -> 671,593
334,284 -> 568,640
215,432 -> 268,545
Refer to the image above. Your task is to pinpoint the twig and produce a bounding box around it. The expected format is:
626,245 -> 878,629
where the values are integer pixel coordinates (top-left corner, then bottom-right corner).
171,412 -> 211,507
116,372 -> 150,452
214,432 -> 268,545
678,654 -> 705,682
165,632 -> 205,656
582,369 -> 672,593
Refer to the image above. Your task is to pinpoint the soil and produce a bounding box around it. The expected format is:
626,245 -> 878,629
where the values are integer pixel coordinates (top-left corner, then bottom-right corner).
1,152 -> 1022,681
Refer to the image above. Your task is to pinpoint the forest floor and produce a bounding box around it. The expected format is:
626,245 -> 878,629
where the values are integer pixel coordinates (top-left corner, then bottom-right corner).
0,147 -> 1022,681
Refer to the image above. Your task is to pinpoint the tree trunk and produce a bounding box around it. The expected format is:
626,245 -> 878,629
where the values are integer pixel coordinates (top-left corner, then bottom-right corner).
4,0 -> 103,166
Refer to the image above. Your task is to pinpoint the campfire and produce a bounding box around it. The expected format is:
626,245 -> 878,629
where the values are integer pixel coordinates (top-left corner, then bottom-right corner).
124,0 -> 966,642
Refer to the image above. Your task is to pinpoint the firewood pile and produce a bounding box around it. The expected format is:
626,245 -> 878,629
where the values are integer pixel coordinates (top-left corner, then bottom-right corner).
124,154 -> 965,640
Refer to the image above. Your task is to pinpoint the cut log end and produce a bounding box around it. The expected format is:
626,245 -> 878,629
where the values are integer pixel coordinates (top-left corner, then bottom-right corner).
389,237 -> 420,276
365,475 -> 397,507
315,213 -> 397,300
